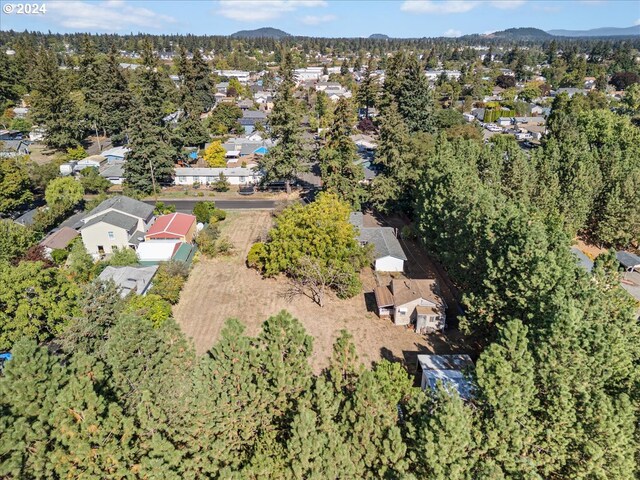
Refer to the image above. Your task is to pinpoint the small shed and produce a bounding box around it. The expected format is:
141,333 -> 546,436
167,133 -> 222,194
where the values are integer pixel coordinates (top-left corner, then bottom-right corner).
416,354 -> 474,399
616,251 -> 640,273
373,285 -> 394,317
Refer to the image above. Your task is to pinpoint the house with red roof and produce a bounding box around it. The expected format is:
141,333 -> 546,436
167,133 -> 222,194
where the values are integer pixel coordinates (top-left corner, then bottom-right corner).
144,213 -> 197,244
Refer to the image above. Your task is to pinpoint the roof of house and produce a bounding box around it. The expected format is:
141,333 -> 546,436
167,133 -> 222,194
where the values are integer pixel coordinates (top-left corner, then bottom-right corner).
349,212 -> 365,229
98,265 -> 158,298
100,164 -> 125,178
175,167 -> 261,178
392,279 -> 442,307
616,251 -> 640,269
145,213 -> 196,239
374,285 -> 394,308
84,195 -> 154,223
417,354 -> 475,399
359,227 -> 407,261
100,146 -> 130,158
39,227 -> 79,250
81,210 -> 138,232
570,247 -> 594,272
14,208 -> 38,226
137,241 -> 181,262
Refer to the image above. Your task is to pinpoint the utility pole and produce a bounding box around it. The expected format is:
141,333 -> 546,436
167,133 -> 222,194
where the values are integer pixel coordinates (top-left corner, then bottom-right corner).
148,156 -> 158,203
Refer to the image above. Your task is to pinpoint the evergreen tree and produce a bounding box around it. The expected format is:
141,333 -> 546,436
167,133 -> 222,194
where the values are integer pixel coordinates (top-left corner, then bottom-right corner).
397,54 -> 435,133
475,320 -> 539,477
98,45 -> 133,144
259,52 -> 307,193
356,61 -> 379,118
30,48 -> 83,149
405,386 -> 477,479
319,98 -> 364,208
124,41 -> 175,194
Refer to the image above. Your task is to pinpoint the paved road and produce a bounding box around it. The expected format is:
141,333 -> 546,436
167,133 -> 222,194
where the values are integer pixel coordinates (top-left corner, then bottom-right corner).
143,199 -> 275,212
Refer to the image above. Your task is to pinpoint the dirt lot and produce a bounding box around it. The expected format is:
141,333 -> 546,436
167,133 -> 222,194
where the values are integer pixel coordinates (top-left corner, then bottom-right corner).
174,211 -> 474,372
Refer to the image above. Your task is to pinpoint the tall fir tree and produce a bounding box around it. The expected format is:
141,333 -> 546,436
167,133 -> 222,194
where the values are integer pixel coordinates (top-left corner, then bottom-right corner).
30,47 -> 83,149
319,98 -> 364,209
259,51 -> 307,193
124,41 -> 175,194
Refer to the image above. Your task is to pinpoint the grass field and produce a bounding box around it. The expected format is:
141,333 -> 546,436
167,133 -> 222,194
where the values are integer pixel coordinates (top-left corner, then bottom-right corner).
173,210 -> 472,372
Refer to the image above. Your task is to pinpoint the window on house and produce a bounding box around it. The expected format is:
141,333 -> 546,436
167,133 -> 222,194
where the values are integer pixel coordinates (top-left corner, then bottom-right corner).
398,308 -> 408,315
179,176 -> 186,182
108,231 -> 115,239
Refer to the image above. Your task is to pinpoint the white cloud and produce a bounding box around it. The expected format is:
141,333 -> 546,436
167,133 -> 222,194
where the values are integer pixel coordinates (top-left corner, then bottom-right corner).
443,28 -> 463,37
401,1 -> 478,14
301,14 -> 336,25
401,0 -> 526,14
635,18 -> 640,25
47,1 -> 175,30
489,0 -> 526,9
218,0 -> 327,22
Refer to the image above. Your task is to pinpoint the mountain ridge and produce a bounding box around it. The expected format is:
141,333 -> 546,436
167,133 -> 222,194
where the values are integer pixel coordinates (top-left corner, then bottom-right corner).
230,27 -> 290,39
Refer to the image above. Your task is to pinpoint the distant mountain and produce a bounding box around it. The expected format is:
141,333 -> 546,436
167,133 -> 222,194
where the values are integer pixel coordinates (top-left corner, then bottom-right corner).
369,33 -> 390,40
230,27 -> 290,39
483,27 -> 553,40
548,25 -> 640,37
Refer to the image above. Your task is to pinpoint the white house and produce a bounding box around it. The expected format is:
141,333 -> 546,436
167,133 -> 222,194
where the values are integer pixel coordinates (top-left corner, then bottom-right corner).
215,70 -> 250,84
350,212 -> 406,272
174,167 -> 263,186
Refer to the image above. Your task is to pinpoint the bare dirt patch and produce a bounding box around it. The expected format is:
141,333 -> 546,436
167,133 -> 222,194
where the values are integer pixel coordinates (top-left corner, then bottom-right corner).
174,211 -> 473,372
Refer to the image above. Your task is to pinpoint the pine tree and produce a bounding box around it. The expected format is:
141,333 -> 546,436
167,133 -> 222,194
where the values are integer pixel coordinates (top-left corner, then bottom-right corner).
356,60 -> 379,118
30,47 -> 83,149
60,279 -> 126,358
369,102 -> 411,211
98,45 -> 133,144
404,386 -> 477,479
475,320 -> 539,477
124,41 -> 175,194
259,51 -> 307,193
319,98 -> 364,208
397,54 -> 435,133
0,339 -> 68,478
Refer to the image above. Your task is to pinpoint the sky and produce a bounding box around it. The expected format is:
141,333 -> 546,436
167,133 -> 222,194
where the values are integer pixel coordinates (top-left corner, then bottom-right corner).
1,0 -> 639,38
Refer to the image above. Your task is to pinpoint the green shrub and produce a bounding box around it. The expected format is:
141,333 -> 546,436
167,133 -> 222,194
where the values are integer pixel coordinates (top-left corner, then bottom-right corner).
193,201 -> 216,224
247,242 -> 266,270
50,248 -> 69,265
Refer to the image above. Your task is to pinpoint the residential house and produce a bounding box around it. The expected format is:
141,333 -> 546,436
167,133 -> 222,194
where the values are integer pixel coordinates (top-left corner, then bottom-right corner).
570,247 -> 593,273
100,146 -> 130,163
39,227 -> 79,258
553,87 -> 587,98
239,110 -> 268,134
79,196 -> 155,257
14,208 -> 38,227
215,70 -> 250,84
100,163 -> 125,185
145,213 -> 197,244
174,167 -> 263,186
416,354 -> 474,399
98,265 -> 158,298
389,278 -> 447,332
0,139 -> 30,157
350,212 -> 406,272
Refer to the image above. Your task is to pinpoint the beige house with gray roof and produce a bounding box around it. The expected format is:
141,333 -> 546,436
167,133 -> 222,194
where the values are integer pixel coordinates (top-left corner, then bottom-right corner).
79,196 -> 155,257
374,279 -> 447,333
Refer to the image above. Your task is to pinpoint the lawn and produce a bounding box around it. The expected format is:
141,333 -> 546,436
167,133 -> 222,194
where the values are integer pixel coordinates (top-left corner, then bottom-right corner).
173,210 -> 473,372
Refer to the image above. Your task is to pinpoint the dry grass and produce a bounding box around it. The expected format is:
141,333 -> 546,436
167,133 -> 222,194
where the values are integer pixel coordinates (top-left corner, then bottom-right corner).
174,211 -> 471,372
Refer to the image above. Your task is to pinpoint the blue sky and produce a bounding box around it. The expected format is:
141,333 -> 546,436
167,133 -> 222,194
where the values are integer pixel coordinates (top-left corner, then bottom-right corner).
1,0 -> 639,38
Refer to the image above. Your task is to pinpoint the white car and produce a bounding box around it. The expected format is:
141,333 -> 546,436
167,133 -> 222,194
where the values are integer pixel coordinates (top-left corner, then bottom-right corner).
485,124 -> 502,132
